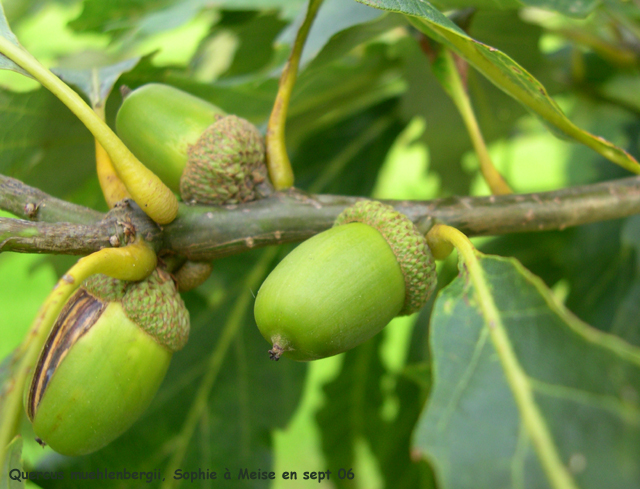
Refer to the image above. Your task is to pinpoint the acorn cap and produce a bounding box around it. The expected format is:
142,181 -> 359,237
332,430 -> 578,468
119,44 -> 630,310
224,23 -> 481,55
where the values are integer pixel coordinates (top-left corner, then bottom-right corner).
334,200 -> 436,315
180,115 -> 267,205
83,268 -> 190,351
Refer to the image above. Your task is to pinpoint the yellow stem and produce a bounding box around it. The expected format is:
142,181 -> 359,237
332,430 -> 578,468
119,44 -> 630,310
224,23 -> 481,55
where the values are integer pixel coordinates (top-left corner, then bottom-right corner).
437,49 -> 512,195
94,105 -> 131,208
265,0 -> 325,190
425,224 -> 454,260
0,240 -> 156,474
0,36 -> 178,224
428,224 -> 578,489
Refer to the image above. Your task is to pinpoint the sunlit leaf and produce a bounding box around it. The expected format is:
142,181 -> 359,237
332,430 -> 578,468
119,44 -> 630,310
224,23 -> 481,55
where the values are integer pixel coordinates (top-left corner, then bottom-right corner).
0,3 -> 29,77
69,0 -> 308,38
434,0 -> 598,17
356,0 -> 640,175
522,0 -> 600,17
363,0 -> 600,17
278,0 -> 385,69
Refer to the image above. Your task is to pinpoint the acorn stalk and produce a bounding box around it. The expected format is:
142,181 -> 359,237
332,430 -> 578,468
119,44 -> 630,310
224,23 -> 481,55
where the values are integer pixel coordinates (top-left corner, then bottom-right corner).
0,38 -> 178,224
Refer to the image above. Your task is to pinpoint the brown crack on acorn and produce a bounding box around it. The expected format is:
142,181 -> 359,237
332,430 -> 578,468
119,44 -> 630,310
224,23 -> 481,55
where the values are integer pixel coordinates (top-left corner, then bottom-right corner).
24,267 -> 190,455
26,287 -> 106,421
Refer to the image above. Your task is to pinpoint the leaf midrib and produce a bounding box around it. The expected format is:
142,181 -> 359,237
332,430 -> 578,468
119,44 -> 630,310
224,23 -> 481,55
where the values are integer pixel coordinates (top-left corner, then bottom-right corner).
460,246 -> 579,489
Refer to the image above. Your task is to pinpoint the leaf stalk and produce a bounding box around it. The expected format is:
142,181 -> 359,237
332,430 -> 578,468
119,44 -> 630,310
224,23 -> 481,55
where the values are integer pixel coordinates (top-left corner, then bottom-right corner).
432,48 -> 512,195
266,0 -> 325,190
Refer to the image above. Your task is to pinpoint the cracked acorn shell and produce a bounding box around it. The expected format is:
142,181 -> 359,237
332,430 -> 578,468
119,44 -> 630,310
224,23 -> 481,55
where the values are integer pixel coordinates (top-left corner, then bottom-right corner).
24,269 -> 189,456
116,83 -> 267,205
253,201 -> 437,361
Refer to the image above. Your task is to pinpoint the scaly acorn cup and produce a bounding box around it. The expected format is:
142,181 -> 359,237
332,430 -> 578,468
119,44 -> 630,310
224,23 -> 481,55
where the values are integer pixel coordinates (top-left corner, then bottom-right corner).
116,83 -> 268,205
254,200 -> 437,361
24,268 -> 189,456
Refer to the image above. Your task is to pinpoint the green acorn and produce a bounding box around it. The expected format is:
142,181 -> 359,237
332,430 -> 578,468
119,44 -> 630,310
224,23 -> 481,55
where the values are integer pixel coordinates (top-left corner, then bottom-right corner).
24,268 -> 189,456
254,200 -> 437,361
116,83 -> 268,205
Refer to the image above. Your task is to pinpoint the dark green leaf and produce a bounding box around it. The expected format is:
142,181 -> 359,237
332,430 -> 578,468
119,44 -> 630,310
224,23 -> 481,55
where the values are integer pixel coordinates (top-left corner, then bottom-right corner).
293,101 -> 403,195
217,12 -> 288,78
611,279 -> 640,348
288,44 -> 405,148
607,215 -> 640,347
317,336 -> 435,489
304,13 -> 406,72
562,220 -> 635,335
0,88 -> 94,199
415,253 -> 640,489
